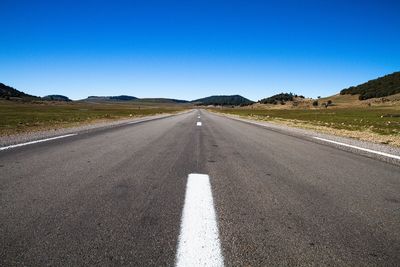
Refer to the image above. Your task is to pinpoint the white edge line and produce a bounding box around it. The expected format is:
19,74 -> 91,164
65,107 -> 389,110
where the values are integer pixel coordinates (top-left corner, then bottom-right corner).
176,173 -> 224,267
0,134 -> 77,151
219,114 -> 400,161
126,111 -> 189,125
126,117 -> 161,124
313,137 -> 400,160
127,120 -> 141,125
0,112 -> 183,151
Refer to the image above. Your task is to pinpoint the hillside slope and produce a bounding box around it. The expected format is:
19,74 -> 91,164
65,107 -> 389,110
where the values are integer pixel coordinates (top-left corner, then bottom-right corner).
340,71 -> 400,100
0,83 -> 38,99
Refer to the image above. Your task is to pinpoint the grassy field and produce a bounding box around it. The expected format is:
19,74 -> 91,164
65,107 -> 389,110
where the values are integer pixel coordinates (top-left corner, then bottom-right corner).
214,104 -> 400,145
0,100 -> 186,135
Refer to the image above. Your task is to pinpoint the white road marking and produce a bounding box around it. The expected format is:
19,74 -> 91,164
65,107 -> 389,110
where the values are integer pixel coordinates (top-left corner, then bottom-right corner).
127,118 -> 154,124
313,137 -> 400,160
197,122 -> 202,126
176,173 -> 223,267
220,113 -> 400,161
0,134 -> 77,151
198,116 -> 201,119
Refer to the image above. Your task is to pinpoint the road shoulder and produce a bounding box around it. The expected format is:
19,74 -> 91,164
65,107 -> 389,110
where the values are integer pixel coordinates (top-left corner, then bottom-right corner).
0,110 -> 191,147
211,111 -> 400,166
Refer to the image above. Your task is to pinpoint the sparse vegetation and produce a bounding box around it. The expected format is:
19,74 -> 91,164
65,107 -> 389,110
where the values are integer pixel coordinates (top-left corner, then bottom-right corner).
214,106 -> 400,136
0,100 -> 184,135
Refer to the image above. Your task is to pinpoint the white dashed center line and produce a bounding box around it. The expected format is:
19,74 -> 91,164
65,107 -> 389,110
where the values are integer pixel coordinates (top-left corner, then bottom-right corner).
176,173 -> 224,267
197,122 -> 202,126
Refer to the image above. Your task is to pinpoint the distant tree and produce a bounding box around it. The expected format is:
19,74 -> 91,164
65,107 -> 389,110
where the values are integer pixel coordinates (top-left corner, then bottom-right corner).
317,96 -> 321,99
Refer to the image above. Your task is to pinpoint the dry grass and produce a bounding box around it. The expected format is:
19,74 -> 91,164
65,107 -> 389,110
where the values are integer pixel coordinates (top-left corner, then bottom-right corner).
246,93 -> 400,110
214,94 -> 400,146
0,100 -> 187,136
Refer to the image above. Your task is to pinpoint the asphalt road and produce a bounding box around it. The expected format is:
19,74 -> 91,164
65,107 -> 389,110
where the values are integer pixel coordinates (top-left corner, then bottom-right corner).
1,110 -> 399,266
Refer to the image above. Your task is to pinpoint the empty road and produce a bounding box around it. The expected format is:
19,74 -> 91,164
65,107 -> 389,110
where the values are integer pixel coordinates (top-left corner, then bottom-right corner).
1,110 -> 399,266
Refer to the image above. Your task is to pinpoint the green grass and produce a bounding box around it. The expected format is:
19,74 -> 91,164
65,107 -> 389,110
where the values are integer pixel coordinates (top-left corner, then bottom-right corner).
215,106 -> 400,136
0,100 -> 185,135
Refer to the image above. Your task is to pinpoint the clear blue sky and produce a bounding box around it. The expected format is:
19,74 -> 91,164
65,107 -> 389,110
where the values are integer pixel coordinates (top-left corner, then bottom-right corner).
1,0 -> 399,101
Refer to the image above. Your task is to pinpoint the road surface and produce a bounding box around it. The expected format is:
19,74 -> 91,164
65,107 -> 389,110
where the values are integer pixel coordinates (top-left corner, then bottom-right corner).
1,110 -> 399,266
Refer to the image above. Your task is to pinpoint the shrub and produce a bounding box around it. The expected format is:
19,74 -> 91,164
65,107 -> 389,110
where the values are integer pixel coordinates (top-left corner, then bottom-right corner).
312,100 -> 318,106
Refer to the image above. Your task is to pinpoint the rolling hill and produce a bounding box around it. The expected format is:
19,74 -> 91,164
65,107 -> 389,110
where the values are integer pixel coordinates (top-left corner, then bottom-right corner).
340,71 -> 400,100
85,95 -> 138,102
136,98 -> 189,104
42,95 -> 72,101
192,95 -> 254,106
84,96 -> 189,104
258,93 -> 305,105
0,83 -> 39,100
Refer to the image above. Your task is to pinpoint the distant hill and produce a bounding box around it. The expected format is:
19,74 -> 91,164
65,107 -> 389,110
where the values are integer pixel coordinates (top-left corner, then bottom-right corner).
85,96 -> 109,101
340,71 -> 400,100
42,95 -> 72,102
259,93 -> 305,105
136,98 -> 189,104
0,83 -> 39,99
192,95 -> 254,106
110,95 -> 138,101
84,96 -> 189,104
85,95 -> 138,101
